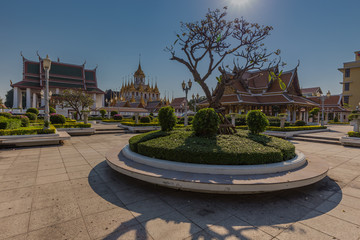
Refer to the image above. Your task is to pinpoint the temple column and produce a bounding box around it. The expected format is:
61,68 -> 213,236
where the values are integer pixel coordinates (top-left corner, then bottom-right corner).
292,109 -> 296,123
340,113 -> 343,122
26,88 -> 31,109
13,87 -> 19,108
101,94 -> 105,107
32,92 -> 37,108
41,96 -> 45,107
93,94 -> 97,109
317,113 -> 320,124
18,90 -> 23,109
305,110 -> 309,123
286,108 -> 291,122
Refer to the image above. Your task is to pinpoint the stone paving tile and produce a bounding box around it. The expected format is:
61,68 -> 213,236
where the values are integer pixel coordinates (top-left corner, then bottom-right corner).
29,202 -> 82,231
327,192 -> 360,210
0,197 -> 32,218
276,222 -> 335,240
127,197 -> 175,223
204,215 -> 273,240
95,222 -> 152,240
0,212 -> 30,239
77,192 -> 123,216
299,210 -> 360,240
141,210 -> 202,240
31,190 -> 77,211
315,200 -> 360,226
36,173 -> 69,185
26,218 -> 90,240
0,186 -> 33,203
0,177 -> 36,191
83,207 -> 138,239
37,167 -> 66,177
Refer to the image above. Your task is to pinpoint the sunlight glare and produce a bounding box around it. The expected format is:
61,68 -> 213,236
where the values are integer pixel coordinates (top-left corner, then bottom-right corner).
228,0 -> 251,7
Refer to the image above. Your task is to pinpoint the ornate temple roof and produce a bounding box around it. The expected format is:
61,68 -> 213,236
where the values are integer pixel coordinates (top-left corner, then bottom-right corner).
134,62 -> 145,78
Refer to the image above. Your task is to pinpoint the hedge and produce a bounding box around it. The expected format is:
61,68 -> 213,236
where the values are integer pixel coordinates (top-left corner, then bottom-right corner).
131,129 -> 295,165
0,117 -> 21,130
0,126 -> 56,136
328,121 -> 349,125
235,125 -> 327,132
52,123 -> 91,128
129,130 -> 169,152
121,122 -> 160,127
348,131 -> 360,138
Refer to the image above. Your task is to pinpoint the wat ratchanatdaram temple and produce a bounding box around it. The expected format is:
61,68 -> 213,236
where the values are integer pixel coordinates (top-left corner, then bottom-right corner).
107,62 -> 172,114
11,54 -> 105,114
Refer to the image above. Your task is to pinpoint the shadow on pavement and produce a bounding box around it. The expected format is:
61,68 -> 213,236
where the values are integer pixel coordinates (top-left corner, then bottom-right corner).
89,162 -> 342,240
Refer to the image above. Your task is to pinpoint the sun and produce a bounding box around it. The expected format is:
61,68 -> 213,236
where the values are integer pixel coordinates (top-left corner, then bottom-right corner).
228,0 -> 251,7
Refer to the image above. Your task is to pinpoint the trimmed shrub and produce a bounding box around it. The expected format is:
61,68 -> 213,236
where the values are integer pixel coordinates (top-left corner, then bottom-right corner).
131,129 -> 296,165
52,123 -> 91,128
267,116 -> 281,126
0,125 -> 56,136
0,112 -> 12,118
192,108 -> 219,136
246,110 -> 269,135
348,113 -> 360,121
50,113 -> 66,124
100,109 -> 107,118
49,107 -> 56,114
0,117 -> 21,129
11,115 -> 30,127
177,116 -> 194,125
149,113 -> 154,117
140,116 -> 151,123
295,120 -> 306,126
25,112 -> 37,121
158,106 -> 177,132
113,114 -> 123,120
26,108 -> 39,115
348,131 -> 360,138
110,110 -> 118,117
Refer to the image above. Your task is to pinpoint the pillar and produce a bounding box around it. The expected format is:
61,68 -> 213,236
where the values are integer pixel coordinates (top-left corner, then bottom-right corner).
340,113 -> 343,122
41,97 -> 45,107
286,108 -> 291,122
26,88 -> 31,109
13,87 -> 19,108
18,90 -> 23,109
305,111 -> 308,123
101,94 -> 105,107
93,94 -> 97,109
317,112 -> 320,124
292,109 -> 296,123
32,93 -> 37,108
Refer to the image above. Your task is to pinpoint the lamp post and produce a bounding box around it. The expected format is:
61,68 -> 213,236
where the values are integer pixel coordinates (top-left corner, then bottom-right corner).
182,79 -> 192,126
192,93 -> 200,112
43,55 -> 51,129
317,90 -> 331,126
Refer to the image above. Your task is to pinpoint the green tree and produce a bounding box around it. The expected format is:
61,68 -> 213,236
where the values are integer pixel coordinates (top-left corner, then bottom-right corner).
59,89 -> 94,120
5,89 -> 13,108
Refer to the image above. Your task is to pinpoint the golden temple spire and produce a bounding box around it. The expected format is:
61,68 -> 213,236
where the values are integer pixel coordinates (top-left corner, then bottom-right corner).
140,94 -> 145,106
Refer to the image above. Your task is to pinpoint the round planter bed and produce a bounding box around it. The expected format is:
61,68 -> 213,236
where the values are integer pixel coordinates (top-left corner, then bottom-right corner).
122,145 -> 306,175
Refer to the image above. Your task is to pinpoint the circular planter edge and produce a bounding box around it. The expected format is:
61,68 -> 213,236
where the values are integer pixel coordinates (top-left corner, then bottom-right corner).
122,145 -> 306,175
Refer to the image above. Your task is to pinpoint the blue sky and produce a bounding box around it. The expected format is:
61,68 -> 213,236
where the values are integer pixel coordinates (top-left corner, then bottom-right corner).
0,0 -> 359,101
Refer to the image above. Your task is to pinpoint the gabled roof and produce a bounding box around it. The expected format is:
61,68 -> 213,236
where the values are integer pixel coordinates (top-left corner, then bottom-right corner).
170,97 -> 186,107
301,87 -> 322,95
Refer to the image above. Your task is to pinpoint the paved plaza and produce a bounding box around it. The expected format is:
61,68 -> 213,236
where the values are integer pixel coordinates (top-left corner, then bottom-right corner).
1,126 -> 360,239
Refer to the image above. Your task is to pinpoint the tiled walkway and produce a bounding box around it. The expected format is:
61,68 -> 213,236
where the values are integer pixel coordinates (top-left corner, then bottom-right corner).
1,130 -> 360,239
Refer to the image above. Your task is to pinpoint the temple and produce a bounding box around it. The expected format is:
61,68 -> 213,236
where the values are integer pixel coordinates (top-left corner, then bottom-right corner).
108,61 -> 171,113
11,54 -> 105,110
199,66 -> 319,123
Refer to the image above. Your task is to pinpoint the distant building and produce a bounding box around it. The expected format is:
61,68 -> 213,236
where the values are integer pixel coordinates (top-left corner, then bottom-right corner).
11,54 -> 104,110
307,95 -> 350,122
301,87 -> 322,97
199,66 -> 317,123
338,50 -> 360,110
170,97 -> 188,116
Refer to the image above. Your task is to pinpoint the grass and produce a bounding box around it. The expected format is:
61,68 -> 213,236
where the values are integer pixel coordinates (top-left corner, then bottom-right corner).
129,129 -> 295,165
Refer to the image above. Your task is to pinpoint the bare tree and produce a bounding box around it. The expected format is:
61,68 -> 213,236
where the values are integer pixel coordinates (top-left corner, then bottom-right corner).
59,89 -> 94,120
166,7 -> 281,110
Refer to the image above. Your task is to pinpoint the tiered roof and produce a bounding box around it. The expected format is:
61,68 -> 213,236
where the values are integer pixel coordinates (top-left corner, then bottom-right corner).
12,55 -> 104,94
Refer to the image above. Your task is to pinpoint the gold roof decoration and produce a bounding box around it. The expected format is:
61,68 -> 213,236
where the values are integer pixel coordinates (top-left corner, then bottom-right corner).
148,93 -> 153,102
140,94 -> 145,106
134,62 -> 145,78
129,81 -> 136,91
138,82 -> 144,92
145,80 -> 151,91
153,82 -> 159,93
130,93 -> 136,102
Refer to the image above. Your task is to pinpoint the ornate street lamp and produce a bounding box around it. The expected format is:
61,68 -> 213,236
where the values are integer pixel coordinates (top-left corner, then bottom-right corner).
182,79 -> 192,126
43,55 -> 51,129
192,93 -> 200,112
317,90 -> 331,126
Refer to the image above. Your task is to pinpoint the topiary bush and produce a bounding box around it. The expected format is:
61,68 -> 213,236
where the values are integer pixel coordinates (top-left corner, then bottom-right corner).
349,113 -> 360,121
0,112 -> 12,118
140,116 -> 151,123
158,106 -> 177,131
50,113 -> 66,124
26,108 -> 39,115
49,107 -> 56,114
295,120 -> 306,126
100,109 -> 107,118
192,108 -> 219,136
25,112 -> 37,121
113,114 -> 123,120
111,111 -> 118,117
11,115 -> 29,127
246,110 -> 269,135
0,117 -> 21,129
